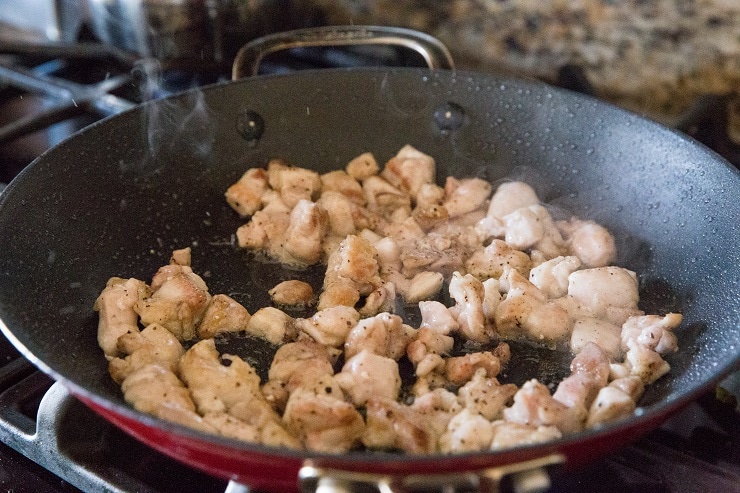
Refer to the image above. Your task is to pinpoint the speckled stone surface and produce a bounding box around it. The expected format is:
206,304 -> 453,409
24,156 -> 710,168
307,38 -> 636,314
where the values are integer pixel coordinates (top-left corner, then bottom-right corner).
333,0 -> 739,133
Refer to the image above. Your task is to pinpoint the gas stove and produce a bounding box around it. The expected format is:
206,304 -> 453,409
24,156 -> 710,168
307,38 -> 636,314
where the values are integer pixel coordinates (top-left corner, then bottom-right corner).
0,23 -> 739,493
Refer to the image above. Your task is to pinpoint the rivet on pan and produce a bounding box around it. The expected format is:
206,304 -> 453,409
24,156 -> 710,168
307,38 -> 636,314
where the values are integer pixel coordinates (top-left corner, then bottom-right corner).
237,110 -> 265,145
433,101 -> 466,135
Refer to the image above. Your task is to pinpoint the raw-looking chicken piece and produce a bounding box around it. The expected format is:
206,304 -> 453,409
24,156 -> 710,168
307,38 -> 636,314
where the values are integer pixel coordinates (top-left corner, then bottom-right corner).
225,167 -> 269,217
362,397 -> 438,454
381,145 -> 436,201
482,278 -> 502,324
178,339 -> 261,415
457,368 -> 517,420
448,271 -> 491,343
495,267 -> 572,343
94,277 -> 150,359
552,343 -> 611,427
282,382 -> 365,453
503,379 -> 585,433
345,152 -> 379,181
268,280 -> 314,309
344,312 -> 416,360
121,364 -> 212,432
502,204 -> 566,259
281,199 -> 329,266
443,177 -> 492,218
465,239 -> 533,280
440,408 -> 495,453
335,349 -> 402,406
570,317 -> 622,359
320,170 -> 365,205
108,323 -> 184,384
564,267 -> 643,326
136,263 -> 211,341
297,305 -> 360,348
418,300 -> 459,335
487,181 -> 541,219
245,307 -> 296,345
621,313 -> 682,355
489,421 -> 562,450
529,255 -> 582,299
197,294 -> 251,339
557,218 -> 616,268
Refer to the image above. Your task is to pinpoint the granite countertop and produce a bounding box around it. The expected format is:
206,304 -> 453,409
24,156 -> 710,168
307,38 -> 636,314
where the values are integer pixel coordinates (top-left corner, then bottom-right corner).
332,0 -> 739,134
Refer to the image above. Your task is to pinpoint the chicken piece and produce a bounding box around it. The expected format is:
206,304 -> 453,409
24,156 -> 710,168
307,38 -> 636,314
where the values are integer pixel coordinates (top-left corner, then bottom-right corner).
412,203 -> 449,231
503,379 -> 584,433
502,204 -> 565,258
406,271 -> 444,303
202,412 -> 259,442
406,328 -> 454,370
316,191 -> 359,237
570,317 -> 622,359
225,167 -> 269,217
557,218 -> 616,268
448,271 -> 491,343
495,267 -> 572,343
381,145 -> 435,200
136,267 -> 211,342
335,350 -> 402,406
482,278 -> 502,324
566,267 -> 642,326
297,305 -> 360,347
197,294 -> 251,339
271,166 -> 321,209
489,421 -> 562,450
108,323 -> 184,384
411,388 -> 464,437
443,177 -> 492,218
346,152 -> 379,181
487,181 -> 541,219
344,312 -> 416,360
529,255 -> 582,299
623,339 -> 671,384
418,301 -> 459,335
552,343 -> 610,420
319,234 -> 382,310
585,386 -> 636,428
457,369 -> 517,420
362,175 -> 411,217
120,364 -> 212,432
235,200 -> 291,252
317,279 -> 361,311
282,199 -> 329,266
282,385 -> 365,453
169,247 -> 191,267
178,339 -> 261,415
245,307 -> 296,345
621,313 -> 682,355
267,340 -> 338,394
358,282 -> 397,317
94,277 -> 150,359
465,239 -> 533,280
609,376 -> 645,401
268,280 -> 314,309
440,408 -> 495,453
445,350 -> 506,386
320,170 -> 365,205
229,401 -> 303,449
362,398 -> 438,454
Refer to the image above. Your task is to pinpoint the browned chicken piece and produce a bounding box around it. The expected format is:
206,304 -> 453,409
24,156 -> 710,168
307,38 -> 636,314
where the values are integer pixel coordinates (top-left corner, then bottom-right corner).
448,271 -> 491,343
445,349 -> 506,386
136,264 -> 211,341
320,170 -> 365,205
345,152 -> 379,182
316,191 -> 359,238
297,305 -> 360,347
503,379 -> 585,434
465,239 -> 533,280
245,307 -> 296,345
282,199 -> 329,266
268,280 -> 314,309
272,166 -> 321,209
457,369 -> 517,420
486,181 -> 541,219
121,364 -> 213,433
316,279 -> 361,311
169,247 -> 192,267
319,234 -> 382,310
178,339 -> 261,415
381,145 -> 436,201
489,421 -> 562,450
357,282 -> 397,317
443,177 -> 492,218
335,350 -> 402,406
282,384 -> 365,453
108,323 -> 184,384
266,340 -> 338,394
197,294 -> 251,339
362,397 -> 438,454
362,175 -> 411,217
344,312 -> 416,360
621,313 -> 682,355
225,167 -> 269,217
94,277 -> 150,359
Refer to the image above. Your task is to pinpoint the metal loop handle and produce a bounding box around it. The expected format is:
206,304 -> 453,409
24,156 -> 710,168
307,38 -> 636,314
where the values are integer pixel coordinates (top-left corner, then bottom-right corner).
231,25 -> 455,80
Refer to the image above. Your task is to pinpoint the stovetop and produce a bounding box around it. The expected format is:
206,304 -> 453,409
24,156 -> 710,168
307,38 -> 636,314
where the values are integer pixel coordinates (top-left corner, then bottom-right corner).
1,30 -> 739,493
